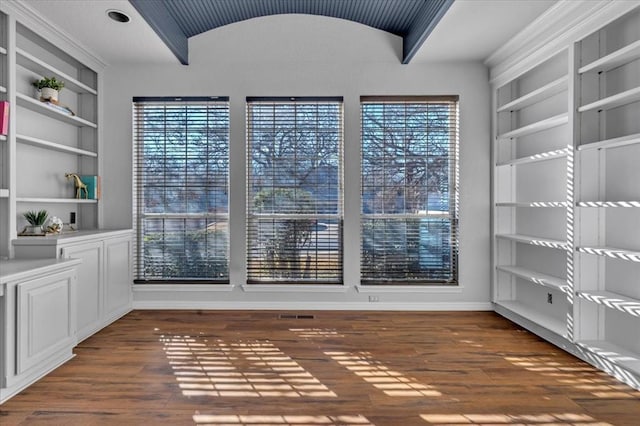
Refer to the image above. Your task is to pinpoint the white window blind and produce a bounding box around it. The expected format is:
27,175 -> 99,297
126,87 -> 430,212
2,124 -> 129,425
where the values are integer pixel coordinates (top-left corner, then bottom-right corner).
133,97 -> 229,283
360,96 -> 459,284
246,97 -> 343,284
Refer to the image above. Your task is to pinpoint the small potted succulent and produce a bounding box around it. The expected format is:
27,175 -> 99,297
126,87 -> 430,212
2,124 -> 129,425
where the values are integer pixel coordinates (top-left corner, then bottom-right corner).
23,209 -> 49,234
33,76 -> 65,102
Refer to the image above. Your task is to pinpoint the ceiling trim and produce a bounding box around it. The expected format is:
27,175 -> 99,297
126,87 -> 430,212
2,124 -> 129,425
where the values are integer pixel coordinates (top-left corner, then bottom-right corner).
486,0 -> 639,86
129,0 -> 189,65
402,0 -> 454,64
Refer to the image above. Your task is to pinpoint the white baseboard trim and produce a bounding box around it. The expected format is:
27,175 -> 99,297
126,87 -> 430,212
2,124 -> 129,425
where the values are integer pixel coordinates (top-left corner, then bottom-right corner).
132,301 -> 493,311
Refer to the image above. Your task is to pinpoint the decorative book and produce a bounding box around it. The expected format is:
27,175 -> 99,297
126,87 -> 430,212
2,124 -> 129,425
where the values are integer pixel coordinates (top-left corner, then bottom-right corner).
0,101 -> 8,135
80,175 -> 101,200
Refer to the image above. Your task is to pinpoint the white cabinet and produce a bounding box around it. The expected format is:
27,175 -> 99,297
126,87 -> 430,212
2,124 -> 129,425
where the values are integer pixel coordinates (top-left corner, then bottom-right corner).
491,2 -> 640,391
61,240 -> 102,340
0,258 -> 80,404
13,229 -> 132,342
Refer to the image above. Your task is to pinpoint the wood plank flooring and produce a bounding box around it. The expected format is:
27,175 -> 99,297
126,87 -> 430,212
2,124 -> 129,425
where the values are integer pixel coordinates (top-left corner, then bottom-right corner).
1,310 -> 639,425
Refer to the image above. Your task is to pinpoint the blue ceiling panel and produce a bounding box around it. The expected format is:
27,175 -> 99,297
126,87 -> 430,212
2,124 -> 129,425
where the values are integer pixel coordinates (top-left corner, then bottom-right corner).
129,0 -> 454,65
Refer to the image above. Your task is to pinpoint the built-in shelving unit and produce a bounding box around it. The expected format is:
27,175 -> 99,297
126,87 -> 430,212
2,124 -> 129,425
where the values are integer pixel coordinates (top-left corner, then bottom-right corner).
8,16 -> 100,236
492,3 -> 640,391
0,9 -> 9,257
572,6 -> 640,388
493,45 -> 571,342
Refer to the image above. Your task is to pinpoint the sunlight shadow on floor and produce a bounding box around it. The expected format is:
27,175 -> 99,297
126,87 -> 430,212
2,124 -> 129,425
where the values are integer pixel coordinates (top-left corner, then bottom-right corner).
420,412 -> 612,425
325,350 -> 441,397
161,335 -> 336,397
192,414 -> 374,425
504,355 -> 638,399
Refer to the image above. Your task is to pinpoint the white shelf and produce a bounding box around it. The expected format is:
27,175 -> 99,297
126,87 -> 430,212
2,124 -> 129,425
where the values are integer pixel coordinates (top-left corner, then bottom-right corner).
496,300 -> 567,337
577,341 -> 640,373
577,201 -> 640,208
0,189 -> 8,198
577,246 -> 640,262
0,85 -> 6,93
577,290 -> 640,318
0,46 -> 6,55
579,39 -> 640,74
496,265 -> 568,293
578,86 -> 640,113
16,48 -> 97,95
16,134 -> 97,157
0,134 -> 6,142
496,233 -> 568,250
497,113 -> 569,139
577,133 -> 640,151
16,93 -> 97,128
497,76 -> 568,112
496,201 -> 567,208
497,148 -> 568,166
16,197 -> 97,204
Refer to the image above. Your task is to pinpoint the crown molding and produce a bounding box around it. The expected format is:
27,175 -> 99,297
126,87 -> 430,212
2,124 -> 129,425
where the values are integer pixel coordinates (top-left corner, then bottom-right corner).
485,0 -> 640,87
0,0 -> 107,71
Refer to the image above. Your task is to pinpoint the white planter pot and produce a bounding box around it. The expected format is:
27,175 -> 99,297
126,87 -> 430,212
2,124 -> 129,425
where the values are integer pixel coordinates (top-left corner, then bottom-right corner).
41,87 -> 59,102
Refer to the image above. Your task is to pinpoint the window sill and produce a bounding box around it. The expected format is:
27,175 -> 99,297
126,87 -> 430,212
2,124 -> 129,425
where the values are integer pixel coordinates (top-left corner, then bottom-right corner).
355,285 -> 462,294
241,284 -> 348,293
133,283 -> 235,292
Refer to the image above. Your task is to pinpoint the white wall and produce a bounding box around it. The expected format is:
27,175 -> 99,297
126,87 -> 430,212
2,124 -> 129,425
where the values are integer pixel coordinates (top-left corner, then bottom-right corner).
102,14 -> 491,309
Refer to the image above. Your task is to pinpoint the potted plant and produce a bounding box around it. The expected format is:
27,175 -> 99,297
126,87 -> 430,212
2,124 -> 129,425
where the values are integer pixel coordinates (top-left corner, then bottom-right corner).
23,209 -> 49,234
33,77 -> 65,102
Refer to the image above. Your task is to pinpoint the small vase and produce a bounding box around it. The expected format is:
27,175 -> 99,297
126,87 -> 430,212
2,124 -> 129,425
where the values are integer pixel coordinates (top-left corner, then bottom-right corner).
25,225 -> 43,235
41,87 -> 59,102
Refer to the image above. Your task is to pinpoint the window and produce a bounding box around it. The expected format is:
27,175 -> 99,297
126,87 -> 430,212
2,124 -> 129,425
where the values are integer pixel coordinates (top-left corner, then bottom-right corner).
246,97 -> 343,284
133,97 -> 229,282
360,96 -> 459,284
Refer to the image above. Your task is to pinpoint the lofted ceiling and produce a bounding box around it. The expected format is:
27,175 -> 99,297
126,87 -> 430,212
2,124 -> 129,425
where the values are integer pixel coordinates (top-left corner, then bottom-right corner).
18,0 -> 557,66
128,0 -> 454,65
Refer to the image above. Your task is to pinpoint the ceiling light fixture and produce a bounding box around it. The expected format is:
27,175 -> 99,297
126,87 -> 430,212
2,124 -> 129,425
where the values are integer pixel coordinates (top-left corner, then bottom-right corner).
107,9 -> 131,23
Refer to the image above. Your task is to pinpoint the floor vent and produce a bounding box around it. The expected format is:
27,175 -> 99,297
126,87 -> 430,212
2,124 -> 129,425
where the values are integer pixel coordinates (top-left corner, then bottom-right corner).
278,314 -> 315,320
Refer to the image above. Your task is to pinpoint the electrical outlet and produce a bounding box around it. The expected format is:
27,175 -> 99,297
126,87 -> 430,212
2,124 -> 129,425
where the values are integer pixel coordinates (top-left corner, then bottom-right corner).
547,293 -> 553,304
70,212 -> 76,224
369,295 -> 379,302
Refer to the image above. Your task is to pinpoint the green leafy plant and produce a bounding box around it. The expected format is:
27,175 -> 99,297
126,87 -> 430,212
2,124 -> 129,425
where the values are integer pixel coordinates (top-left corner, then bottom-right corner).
23,209 -> 49,226
32,76 -> 65,91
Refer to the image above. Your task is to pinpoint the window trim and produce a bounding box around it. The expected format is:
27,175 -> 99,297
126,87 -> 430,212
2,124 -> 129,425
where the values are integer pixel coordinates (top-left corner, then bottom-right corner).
132,96 -> 231,284
359,95 -> 460,286
245,96 -> 345,285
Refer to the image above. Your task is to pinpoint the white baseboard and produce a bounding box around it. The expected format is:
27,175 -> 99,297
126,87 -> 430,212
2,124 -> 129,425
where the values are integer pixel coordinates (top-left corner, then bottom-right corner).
132,300 -> 493,311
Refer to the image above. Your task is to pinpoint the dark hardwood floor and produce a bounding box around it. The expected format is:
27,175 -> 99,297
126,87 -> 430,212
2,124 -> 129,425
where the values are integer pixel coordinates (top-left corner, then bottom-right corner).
1,310 -> 639,425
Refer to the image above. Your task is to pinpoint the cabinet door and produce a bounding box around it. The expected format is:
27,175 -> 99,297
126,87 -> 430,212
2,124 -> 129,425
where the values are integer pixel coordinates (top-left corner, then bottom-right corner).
104,235 -> 132,321
62,241 -> 103,341
16,270 -> 76,374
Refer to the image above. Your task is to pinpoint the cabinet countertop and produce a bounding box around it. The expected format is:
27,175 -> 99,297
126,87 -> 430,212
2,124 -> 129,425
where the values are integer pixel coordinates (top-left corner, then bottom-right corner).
12,229 -> 132,246
0,258 -> 82,288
